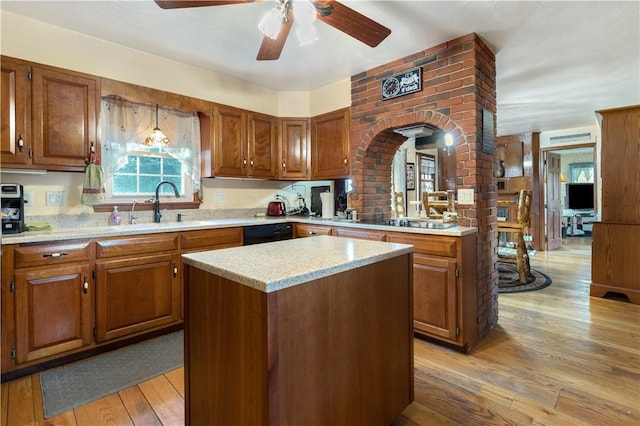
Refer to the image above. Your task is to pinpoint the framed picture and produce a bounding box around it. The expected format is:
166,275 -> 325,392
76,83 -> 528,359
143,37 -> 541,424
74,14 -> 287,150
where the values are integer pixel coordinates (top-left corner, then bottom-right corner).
406,162 -> 415,190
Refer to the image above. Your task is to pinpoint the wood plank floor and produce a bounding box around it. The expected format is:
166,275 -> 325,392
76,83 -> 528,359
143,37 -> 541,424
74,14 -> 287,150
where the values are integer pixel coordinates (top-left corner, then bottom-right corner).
2,237 -> 639,425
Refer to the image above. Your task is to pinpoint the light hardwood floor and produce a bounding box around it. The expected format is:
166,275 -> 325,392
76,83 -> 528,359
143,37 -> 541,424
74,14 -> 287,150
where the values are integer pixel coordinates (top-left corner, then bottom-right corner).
2,237 -> 639,425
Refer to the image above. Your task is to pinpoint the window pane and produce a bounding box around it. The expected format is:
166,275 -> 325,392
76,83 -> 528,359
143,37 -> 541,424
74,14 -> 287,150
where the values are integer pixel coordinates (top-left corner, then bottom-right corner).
164,157 -> 182,175
140,176 -> 161,194
140,157 -> 161,174
118,156 -> 137,174
113,175 -> 137,194
157,177 -> 183,195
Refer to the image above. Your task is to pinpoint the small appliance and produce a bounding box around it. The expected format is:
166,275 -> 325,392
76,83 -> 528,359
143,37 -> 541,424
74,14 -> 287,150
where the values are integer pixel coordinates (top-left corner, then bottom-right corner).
267,196 -> 287,217
1,183 -> 25,234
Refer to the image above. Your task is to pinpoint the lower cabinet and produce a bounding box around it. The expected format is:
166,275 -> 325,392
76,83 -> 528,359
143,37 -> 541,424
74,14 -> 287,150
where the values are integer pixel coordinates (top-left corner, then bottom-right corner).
95,253 -> 181,342
14,263 -> 93,363
294,223 -> 333,237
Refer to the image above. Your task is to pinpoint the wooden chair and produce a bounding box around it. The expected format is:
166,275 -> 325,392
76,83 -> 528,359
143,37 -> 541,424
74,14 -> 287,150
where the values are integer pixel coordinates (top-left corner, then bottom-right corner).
422,190 -> 456,219
497,189 -> 533,283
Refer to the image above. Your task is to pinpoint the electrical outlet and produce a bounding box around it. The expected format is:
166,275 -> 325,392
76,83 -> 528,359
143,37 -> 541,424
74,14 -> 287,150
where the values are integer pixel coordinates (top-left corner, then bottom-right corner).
23,190 -> 33,206
46,191 -> 67,206
457,189 -> 474,205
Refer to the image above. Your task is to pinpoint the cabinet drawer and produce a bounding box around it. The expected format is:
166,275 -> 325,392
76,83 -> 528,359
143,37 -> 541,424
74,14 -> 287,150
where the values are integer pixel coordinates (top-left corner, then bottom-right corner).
96,234 -> 179,258
294,223 -> 333,237
181,227 -> 243,252
14,241 -> 92,268
387,233 -> 457,257
333,227 -> 386,241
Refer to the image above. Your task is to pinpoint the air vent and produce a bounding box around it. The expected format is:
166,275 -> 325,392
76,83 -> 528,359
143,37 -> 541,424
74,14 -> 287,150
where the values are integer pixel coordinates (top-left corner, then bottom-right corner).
549,132 -> 593,144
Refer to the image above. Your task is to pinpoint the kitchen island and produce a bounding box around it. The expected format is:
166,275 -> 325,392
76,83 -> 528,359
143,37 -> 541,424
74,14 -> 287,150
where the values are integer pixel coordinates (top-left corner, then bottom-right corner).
182,236 -> 414,426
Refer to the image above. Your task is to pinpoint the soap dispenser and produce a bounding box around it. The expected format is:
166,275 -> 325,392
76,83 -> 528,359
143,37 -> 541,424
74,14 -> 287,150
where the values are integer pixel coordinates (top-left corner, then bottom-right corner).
110,206 -> 122,226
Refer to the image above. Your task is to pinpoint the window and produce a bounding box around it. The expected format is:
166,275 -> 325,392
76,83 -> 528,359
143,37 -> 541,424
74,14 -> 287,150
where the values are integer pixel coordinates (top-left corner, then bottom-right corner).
100,96 -> 201,203
569,162 -> 594,183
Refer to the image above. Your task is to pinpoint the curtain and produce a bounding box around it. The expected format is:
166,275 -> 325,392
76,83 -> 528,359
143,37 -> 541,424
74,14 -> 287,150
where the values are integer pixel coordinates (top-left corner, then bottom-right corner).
100,96 -> 201,191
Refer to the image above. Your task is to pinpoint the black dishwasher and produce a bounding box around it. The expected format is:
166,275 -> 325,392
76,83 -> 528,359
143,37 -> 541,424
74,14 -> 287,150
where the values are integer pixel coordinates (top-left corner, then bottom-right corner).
243,223 -> 293,245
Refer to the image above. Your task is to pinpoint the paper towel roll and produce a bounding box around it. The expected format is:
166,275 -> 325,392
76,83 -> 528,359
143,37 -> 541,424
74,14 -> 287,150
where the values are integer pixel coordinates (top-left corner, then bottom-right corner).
320,192 -> 334,219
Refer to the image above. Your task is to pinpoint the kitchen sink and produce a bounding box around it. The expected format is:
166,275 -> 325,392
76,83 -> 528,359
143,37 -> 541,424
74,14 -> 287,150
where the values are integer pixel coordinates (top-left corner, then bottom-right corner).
381,219 -> 457,229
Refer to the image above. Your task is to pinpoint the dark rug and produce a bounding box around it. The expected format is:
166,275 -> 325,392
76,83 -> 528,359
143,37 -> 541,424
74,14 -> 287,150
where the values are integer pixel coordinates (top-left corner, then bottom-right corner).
498,262 -> 552,293
40,331 -> 183,419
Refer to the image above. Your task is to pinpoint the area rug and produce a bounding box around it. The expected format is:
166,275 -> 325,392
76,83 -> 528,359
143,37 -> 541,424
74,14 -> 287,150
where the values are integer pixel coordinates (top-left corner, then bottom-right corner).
40,331 -> 183,419
498,262 -> 552,293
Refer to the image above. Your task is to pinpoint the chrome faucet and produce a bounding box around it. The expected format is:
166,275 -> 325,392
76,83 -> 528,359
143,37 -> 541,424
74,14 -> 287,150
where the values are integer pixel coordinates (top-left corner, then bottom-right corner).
154,181 -> 180,223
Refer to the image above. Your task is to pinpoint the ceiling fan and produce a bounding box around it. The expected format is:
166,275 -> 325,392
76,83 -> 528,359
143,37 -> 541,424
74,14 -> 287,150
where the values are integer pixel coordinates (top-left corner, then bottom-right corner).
154,0 -> 391,61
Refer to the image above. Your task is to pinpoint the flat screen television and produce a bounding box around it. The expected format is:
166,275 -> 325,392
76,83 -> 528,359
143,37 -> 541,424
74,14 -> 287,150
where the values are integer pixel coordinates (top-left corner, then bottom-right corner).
566,183 -> 594,210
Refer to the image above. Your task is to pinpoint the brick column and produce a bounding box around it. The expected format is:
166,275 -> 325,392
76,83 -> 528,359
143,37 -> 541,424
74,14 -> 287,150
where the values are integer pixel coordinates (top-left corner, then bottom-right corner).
349,33 -> 498,343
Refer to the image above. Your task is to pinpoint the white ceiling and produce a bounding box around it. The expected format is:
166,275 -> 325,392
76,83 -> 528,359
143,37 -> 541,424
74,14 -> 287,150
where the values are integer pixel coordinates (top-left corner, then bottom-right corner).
2,1 -> 639,136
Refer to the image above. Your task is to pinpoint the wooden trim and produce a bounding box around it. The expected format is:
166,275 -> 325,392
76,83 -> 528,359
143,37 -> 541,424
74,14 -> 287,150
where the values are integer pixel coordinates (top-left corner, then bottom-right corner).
93,193 -> 201,213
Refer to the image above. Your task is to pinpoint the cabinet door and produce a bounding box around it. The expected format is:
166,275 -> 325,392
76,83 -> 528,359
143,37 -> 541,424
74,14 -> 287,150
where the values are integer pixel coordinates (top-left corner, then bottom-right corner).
31,67 -> 98,170
311,108 -> 350,179
279,119 -> 309,180
214,106 -> 247,177
1,58 -> 31,166
14,263 -> 93,363
412,253 -> 458,342
247,112 -> 277,179
95,253 -> 180,342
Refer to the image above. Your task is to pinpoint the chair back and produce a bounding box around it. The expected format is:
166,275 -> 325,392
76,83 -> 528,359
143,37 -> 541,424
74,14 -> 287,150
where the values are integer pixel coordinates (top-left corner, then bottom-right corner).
422,190 -> 456,218
394,192 -> 406,217
516,189 -> 533,226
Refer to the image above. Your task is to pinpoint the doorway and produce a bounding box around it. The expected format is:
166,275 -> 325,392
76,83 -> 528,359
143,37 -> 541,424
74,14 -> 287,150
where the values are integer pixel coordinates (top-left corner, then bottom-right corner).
542,144 -> 596,251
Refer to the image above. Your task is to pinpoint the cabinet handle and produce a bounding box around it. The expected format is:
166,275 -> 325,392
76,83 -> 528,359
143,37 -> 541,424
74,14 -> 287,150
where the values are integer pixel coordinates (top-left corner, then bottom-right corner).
344,156 -> 348,165
82,276 -> 88,294
282,161 -> 286,171
308,231 -> 316,235
17,134 -> 24,152
243,158 -> 247,168
173,264 -> 178,277
42,252 -> 69,258
250,159 -> 254,168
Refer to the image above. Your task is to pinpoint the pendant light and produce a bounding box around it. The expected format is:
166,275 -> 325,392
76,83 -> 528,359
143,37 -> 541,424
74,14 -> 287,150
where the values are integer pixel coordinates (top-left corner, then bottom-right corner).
143,104 -> 169,146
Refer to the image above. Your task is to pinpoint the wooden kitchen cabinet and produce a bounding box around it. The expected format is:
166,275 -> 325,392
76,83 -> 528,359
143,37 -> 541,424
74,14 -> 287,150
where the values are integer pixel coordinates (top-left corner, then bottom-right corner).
10,240 -> 94,365
213,106 -> 278,179
279,118 -> 310,180
387,232 -> 477,351
95,234 -> 181,342
1,57 -> 31,167
0,56 -> 99,171
311,108 -> 350,179
31,66 -> 99,170
294,223 -> 333,237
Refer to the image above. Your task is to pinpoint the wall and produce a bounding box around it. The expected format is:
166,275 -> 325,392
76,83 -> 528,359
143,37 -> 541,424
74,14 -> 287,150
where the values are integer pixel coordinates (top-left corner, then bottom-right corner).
0,11 -> 345,219
348,33 -> 498,343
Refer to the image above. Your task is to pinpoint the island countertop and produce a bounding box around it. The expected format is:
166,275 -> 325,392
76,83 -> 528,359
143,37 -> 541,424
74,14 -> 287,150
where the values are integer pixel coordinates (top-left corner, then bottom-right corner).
182,235 -> 413,293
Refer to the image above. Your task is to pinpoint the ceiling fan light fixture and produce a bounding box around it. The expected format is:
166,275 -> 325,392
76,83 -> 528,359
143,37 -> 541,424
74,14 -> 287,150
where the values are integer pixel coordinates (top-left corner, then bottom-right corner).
293,0 -> 316,23
296,22 -> 318,46
143,104 -> 170,147
258,3 -> 286,40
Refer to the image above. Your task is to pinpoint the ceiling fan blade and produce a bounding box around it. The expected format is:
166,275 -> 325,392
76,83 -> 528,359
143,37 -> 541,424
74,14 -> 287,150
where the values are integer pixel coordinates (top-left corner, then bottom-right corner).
257,10 -> 294,61
314,1 -> 391,47
154,0 -> 257,9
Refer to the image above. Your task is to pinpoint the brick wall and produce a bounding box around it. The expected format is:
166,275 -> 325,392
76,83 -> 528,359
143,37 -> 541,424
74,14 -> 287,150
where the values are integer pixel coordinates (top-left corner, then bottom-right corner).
349,33 -> 499,343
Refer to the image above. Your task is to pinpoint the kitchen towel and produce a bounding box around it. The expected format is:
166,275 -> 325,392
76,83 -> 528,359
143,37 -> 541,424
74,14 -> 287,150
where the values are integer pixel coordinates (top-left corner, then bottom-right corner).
81,145 -> 105,206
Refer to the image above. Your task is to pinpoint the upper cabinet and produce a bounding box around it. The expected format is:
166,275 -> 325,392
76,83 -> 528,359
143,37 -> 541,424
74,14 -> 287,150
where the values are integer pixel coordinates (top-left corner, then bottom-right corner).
213,105 -> 278,179
311,108 -> 350,179
1,58 -> 31,166
279,118 -> 310,180
1,56 -> 99,171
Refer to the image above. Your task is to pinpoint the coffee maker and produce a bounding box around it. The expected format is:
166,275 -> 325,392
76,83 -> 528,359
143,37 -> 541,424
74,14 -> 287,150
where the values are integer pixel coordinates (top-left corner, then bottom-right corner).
1,184 -> 25,234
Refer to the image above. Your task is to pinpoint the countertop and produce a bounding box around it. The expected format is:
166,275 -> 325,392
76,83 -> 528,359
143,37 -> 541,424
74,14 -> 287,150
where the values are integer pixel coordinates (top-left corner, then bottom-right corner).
0,216 -> 476,245
182,235 -> 413,293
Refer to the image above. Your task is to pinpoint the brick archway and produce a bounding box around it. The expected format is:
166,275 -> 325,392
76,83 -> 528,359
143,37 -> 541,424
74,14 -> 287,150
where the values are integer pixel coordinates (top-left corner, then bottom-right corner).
348,33 -> 499,343
350,111 -> 466,224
